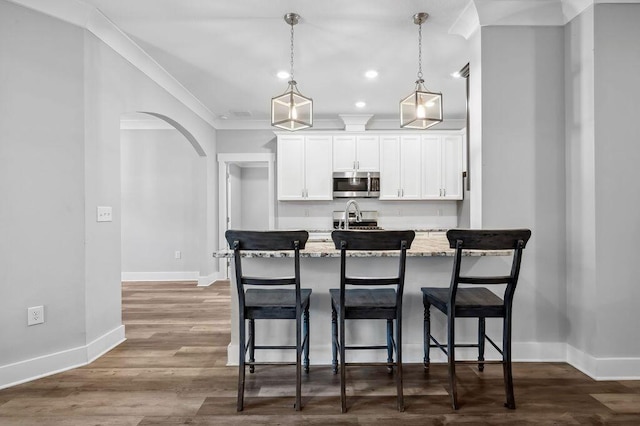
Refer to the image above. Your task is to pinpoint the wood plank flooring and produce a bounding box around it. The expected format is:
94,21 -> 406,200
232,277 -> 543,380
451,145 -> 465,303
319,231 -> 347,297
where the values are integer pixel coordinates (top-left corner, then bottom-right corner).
1,281 -> 639,425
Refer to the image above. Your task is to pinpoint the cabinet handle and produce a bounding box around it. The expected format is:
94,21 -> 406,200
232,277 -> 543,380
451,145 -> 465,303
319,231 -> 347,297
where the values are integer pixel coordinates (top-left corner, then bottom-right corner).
443,188 -> 446,197
357,161 -> 360,170
402,188 -> 404,197
397,189 -> 400,197
353,161 -> 356,170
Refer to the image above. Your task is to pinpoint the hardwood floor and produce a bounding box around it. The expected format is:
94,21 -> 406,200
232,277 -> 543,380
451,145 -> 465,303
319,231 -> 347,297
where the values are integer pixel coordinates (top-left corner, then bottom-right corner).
1,281 -> 639,425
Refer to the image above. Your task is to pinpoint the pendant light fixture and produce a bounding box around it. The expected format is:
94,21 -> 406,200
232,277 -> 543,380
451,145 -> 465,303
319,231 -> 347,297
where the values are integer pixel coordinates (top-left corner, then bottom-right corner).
271,13 -> 313,131
400,13 -> 443,129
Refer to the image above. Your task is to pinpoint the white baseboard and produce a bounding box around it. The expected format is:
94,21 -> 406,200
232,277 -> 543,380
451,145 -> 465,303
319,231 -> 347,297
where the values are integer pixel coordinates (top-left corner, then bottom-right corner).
567,344 -> 640,380
0,325 -> 125,390
121,271 -> 199,282
198,272 -> 224,287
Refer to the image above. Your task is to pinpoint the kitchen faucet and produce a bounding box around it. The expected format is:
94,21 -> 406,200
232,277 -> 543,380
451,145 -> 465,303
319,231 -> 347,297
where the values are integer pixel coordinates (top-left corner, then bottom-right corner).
339,199 -> 362,230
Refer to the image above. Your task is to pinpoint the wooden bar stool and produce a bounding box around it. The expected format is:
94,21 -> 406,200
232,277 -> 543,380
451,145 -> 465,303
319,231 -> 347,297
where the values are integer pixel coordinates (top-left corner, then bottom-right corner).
225,230 -> 311,412
421,229 -> 531,409
330,230 -> 415,413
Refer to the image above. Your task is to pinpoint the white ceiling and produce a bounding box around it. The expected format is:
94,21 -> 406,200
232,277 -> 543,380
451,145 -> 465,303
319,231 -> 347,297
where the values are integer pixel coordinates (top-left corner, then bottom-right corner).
80,0 -> 472,126
14,0 -> 623,128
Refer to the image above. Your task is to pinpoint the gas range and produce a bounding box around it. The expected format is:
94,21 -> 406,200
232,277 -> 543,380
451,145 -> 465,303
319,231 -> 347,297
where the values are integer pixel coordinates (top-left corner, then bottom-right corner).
332,210 -> 380,230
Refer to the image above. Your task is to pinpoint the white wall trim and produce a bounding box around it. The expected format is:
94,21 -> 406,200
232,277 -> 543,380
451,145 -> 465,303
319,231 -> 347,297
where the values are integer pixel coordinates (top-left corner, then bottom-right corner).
121,271 -> 199,282
0,325 -> 125,390
7,0 -> 219,129
197,272 -> 224,287
567,344 -> 640,380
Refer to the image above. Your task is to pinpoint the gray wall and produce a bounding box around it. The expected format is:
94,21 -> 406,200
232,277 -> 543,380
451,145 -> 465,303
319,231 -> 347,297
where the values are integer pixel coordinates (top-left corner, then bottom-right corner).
593,4 -> 640,358
0,0 -> 87,365
121,129 -> 202,275
565,5 -> 598,359
481,26 -> 567,348
0,1 -> 218,387
564,4 -> 640,371
241,167 -> 269,230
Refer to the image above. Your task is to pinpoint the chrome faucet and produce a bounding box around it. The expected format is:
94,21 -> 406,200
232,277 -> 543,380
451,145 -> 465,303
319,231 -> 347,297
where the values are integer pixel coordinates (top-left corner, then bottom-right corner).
340,199 -> 362,230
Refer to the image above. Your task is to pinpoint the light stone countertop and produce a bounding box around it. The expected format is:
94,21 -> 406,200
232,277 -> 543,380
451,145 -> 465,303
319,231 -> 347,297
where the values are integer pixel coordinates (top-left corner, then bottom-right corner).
214,232 -> 510,258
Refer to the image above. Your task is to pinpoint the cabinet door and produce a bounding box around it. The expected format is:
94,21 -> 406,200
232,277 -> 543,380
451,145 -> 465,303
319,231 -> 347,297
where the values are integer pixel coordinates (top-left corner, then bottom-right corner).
277,135 -> 306,200
442,135 -> 463,199
400,135 -> 421,199
355,135 -> 380,171
333,135 -> 357,172
304,135 -> 333,200
421,135 -> 442,199
379,135 -> 401,199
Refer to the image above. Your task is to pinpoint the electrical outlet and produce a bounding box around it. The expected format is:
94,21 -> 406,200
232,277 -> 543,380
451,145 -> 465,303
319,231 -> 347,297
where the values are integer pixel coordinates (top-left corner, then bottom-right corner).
28,306 -> 44,326
304,209 -> 309,217
174,250 -> 181,259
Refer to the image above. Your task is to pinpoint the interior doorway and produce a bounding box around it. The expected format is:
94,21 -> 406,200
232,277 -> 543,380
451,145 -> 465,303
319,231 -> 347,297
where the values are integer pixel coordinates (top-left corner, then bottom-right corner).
218,153 -> 276,278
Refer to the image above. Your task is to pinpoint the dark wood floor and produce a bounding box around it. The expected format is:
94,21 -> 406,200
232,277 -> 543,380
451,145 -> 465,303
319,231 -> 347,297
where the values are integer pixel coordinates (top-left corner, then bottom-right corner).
1,281 -> 639,425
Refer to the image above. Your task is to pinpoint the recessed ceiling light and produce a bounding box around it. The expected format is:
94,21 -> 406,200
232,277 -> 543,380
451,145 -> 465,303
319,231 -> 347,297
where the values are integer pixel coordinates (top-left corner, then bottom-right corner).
218,115 -> 228,120
451,71 -> 462,78
355,101 -> 366,108
277,70 -> 290,79
364,70 -> 378,79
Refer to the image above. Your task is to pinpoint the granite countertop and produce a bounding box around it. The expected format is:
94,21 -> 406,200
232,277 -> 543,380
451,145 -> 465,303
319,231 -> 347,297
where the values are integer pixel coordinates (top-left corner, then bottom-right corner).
214,231 -> 510,258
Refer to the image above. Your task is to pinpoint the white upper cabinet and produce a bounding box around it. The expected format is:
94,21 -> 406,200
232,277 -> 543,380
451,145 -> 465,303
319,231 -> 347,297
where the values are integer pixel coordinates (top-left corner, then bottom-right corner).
333,135 -> 379,172
421,134 -> 464,200
277,130 -> 463,202
304,135 -> 333,200
277,134 -> 332,201
379,135 -> 421,200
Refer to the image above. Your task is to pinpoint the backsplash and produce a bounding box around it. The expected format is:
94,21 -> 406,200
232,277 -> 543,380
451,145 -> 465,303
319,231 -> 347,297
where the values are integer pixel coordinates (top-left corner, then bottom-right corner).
277,199 -> 458,230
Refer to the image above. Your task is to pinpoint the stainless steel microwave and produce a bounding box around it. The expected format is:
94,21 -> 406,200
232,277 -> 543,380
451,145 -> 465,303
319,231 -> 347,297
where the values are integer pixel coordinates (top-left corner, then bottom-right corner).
333,171 -> 380,198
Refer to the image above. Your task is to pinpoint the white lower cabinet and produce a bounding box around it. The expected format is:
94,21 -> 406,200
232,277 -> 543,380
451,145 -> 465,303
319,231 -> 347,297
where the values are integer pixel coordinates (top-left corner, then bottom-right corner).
421,134 -> 463,200
277,135 -> 332,201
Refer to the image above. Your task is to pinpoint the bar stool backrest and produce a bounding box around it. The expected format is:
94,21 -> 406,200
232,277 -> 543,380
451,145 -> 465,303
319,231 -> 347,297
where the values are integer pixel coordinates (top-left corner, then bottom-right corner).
225,230 -> 309,311
445,229 -> 532,304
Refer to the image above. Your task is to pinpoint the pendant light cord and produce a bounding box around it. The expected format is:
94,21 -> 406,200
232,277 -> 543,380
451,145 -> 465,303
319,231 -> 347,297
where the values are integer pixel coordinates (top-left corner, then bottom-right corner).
290,21 -> 295,82
417,20 -> 423,81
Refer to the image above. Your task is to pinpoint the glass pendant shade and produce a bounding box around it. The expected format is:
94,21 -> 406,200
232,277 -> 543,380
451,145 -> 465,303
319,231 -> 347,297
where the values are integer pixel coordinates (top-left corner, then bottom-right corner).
400,12 -> 442,130
271,13 -> 313,131
271,81 -> 313,131
400,79 -> 443,129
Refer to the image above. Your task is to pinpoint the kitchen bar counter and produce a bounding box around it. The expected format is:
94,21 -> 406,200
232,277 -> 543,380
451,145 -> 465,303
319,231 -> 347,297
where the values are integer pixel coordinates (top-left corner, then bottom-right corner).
213,231 -> 509,258
217,230 -> 513,367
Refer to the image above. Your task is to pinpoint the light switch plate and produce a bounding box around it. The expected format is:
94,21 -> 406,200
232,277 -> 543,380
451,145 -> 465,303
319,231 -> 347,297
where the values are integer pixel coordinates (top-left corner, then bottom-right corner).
97,206 -> 113,222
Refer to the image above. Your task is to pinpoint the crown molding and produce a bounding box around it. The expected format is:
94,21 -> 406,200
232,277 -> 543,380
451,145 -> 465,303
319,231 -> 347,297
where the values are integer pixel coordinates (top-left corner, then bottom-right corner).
7,0 -> 219,129
450,1 -> 481,40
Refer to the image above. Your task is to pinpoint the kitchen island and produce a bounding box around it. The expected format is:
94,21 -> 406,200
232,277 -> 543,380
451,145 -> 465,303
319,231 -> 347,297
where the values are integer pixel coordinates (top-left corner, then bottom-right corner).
214,231 -> 511,365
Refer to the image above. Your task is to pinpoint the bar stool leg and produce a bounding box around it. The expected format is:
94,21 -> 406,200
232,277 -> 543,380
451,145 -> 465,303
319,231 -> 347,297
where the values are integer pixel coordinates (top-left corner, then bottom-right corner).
303,305 -> 310,374
295,310 -> 302,411
386,319 -> 394,373
249,318 -> 255,374
237,316 -> 246,412
447,312 -> 459,410
396,316 -> 404,412
503,311 -> 516,409
339,311 -> 347,413
424,300 -> 431,370
478,317 -> 485,372
331,305 -> 338,374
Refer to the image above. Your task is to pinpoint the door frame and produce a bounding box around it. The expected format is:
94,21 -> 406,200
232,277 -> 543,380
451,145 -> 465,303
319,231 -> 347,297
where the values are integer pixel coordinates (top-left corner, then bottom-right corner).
217,153 -> 276,277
